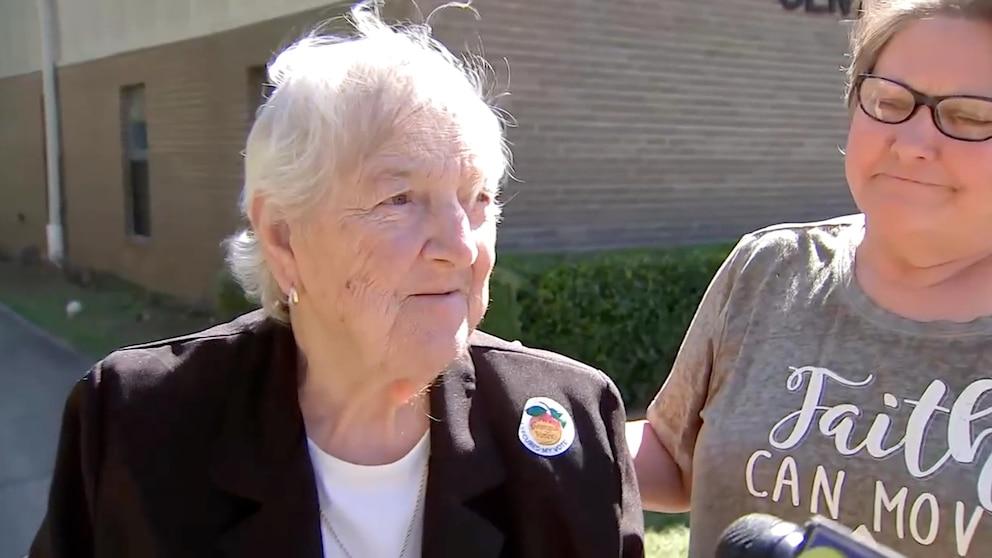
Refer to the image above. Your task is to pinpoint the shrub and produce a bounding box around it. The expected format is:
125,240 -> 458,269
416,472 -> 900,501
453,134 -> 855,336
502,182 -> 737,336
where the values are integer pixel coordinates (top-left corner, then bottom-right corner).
210,243 -> 732,411
481,244 -> 733,410
480,266 -> 526,341
215,270 -> 259,320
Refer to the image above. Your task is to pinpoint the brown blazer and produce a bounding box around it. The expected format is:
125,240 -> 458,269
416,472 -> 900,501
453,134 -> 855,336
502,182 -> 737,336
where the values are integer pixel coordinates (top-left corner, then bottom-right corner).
30,311 -> 644,557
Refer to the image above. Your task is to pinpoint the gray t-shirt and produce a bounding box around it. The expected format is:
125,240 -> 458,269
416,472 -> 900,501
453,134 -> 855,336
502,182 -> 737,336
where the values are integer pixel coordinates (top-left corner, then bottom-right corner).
647,215 -> 992,558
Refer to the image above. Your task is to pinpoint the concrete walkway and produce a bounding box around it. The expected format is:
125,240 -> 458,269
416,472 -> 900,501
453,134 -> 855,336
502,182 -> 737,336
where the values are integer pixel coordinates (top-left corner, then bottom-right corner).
0,304 -> 91,558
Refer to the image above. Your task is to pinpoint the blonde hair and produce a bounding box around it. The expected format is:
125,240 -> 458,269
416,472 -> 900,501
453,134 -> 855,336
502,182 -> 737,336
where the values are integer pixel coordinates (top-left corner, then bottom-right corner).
846,0 -> 992,107
224,1 -> 510,322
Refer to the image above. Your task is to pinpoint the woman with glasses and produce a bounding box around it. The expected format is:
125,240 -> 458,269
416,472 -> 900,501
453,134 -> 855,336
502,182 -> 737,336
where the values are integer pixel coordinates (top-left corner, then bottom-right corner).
629,1 -> 992,556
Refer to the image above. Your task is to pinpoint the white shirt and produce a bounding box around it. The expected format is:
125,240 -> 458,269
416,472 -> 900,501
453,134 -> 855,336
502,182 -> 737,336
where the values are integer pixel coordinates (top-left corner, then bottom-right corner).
306,432 -> 430,558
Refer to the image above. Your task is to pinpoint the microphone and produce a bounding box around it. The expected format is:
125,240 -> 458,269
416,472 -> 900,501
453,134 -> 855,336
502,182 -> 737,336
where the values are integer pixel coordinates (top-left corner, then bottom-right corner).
715,513 -> 906,558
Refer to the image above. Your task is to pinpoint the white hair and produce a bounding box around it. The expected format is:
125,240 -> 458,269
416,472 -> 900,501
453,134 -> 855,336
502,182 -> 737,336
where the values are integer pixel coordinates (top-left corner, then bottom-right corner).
224,1 -> 511,322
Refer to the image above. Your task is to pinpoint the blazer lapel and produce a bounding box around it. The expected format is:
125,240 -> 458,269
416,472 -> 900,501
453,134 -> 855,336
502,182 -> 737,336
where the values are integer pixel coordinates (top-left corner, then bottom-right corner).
423,351 -> 508,558
207,322 -> 508,558
208,320 -> 323,558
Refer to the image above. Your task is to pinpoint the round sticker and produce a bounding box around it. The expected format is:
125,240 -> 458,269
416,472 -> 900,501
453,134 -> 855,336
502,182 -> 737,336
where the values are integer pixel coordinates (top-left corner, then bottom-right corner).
518,397 -> 576,457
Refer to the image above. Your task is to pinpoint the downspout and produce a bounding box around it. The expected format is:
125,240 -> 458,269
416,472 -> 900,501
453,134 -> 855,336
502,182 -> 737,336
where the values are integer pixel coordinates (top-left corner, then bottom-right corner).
37,0 -> 64,265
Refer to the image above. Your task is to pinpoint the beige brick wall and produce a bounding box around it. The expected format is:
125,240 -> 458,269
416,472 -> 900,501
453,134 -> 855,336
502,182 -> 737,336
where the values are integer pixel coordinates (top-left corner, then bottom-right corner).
53,8 -> 352,304
0,72 -> 47,259
0,0 -> 859,302
438,0 -> 858,250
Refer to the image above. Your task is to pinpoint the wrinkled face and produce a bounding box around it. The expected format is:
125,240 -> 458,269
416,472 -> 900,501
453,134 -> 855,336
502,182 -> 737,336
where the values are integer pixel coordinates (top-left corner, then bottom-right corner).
844,16 -> 992,263
289,108 -> 500,377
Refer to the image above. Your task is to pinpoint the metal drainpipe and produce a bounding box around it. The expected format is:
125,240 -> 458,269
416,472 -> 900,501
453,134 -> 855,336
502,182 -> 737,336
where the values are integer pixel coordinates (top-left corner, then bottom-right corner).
37,0 -> 64,266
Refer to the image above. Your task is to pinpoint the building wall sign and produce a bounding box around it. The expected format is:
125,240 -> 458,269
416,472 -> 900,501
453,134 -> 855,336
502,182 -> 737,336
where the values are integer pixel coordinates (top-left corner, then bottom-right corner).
781,0 -> 863,17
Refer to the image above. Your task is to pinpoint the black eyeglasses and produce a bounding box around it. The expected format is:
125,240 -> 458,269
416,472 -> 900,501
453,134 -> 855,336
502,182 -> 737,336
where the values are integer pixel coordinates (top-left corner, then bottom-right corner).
855,73 -> 992,142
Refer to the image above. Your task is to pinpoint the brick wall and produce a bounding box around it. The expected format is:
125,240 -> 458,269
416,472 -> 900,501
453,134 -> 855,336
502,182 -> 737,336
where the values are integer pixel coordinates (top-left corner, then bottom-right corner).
0,0 -> 859,302
52,7 -> 351,304
0,72 -> 47,260
435,0 -> 858,251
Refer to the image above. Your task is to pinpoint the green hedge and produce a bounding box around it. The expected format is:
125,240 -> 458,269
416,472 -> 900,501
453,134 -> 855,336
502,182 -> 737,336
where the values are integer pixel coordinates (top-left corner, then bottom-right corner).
215,244 -> 734,410
482,245 -> 733,410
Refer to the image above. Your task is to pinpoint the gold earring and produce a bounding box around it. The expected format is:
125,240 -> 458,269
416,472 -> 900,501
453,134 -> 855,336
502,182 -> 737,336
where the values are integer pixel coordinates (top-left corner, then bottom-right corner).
289,287 -> 300,305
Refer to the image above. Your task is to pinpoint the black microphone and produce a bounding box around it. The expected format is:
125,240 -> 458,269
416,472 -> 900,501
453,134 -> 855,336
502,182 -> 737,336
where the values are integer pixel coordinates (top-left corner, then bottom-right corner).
716,513 -> 906,558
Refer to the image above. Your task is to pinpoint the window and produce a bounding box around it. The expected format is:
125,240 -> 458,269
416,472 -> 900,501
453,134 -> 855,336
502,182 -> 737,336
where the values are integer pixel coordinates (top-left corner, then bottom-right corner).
121,84 -> 150,237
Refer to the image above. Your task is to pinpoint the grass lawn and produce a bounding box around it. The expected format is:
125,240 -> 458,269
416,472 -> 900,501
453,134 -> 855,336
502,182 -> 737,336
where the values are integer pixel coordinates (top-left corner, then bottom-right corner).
0,260 -> 217,360
0,259 -> 691,557
645,512 -> 690,557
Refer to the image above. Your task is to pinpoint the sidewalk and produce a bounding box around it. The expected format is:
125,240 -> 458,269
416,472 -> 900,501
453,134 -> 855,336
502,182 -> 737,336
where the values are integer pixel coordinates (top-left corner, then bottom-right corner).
0,304 -> 91,557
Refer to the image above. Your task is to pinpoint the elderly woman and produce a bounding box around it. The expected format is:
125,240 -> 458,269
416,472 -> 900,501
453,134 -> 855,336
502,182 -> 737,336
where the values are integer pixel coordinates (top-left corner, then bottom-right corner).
29,6 -> 642,558
630,1 -> 992,556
